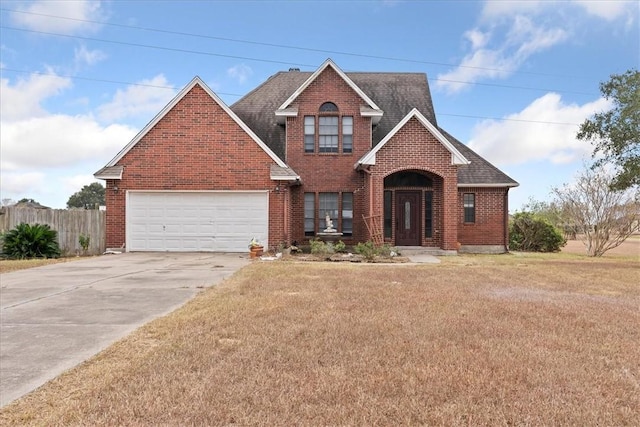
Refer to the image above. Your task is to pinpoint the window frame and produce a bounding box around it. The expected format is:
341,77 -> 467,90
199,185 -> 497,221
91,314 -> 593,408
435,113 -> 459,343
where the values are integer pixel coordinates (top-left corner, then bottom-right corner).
304,116 -> 315,153
463,193 -> 476,223
304,191 -> 354,236
304,193 -> 316,236
342,116 -> 353,153
425,191 -> 433,238
318,116 -> 339,153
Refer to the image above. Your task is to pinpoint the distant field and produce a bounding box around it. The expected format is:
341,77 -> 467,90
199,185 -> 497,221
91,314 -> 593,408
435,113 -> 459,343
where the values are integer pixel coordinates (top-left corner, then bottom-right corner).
562,234 -> 640,257
1,250 -> 638,426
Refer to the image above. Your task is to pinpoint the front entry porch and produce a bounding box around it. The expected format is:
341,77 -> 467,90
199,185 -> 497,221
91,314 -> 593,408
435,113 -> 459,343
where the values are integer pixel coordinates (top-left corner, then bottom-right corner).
376,170 -> 457,251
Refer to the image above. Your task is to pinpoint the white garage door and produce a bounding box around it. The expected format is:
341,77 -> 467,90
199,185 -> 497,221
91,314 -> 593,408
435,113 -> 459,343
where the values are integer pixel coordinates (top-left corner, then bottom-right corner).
127,191 -> 268,252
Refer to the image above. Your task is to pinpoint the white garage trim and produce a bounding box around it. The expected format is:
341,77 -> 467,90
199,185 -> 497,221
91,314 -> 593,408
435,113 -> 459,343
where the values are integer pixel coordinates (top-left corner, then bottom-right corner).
126,190 -> 269,253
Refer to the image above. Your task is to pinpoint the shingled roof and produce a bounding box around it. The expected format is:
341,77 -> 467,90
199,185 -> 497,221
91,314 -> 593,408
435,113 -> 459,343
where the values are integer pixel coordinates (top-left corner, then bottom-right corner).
230,68 -> 517,187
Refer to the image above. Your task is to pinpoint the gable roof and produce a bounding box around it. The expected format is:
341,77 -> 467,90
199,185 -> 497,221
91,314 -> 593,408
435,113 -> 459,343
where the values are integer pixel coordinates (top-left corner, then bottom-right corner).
232,65 -> 517,187
231,69 -> 437,161
440,129 -> 519,187
276,59 -> 382,115
357,108 -> 469,167
95,76 -> 289,179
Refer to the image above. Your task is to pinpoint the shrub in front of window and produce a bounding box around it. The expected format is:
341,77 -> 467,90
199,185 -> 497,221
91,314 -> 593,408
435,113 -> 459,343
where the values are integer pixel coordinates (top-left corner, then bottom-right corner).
1,223 -> 62,259
509,212 -> 566,252
310,239 -> 335,256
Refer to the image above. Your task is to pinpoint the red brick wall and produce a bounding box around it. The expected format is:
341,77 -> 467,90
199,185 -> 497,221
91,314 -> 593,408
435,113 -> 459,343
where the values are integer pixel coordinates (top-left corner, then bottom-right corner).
105,84 -> 286,249
457,187 -> 509,246
285,67 -> 368,244
372,117 -> 459,250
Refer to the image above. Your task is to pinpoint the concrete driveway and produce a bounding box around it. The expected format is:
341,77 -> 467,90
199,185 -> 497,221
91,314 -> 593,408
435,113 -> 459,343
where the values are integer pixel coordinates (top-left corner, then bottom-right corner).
0,252 -> 249,407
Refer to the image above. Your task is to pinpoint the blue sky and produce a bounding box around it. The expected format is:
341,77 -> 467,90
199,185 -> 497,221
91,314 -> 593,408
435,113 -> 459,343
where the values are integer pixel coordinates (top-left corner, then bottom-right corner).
1,0 -> 638,210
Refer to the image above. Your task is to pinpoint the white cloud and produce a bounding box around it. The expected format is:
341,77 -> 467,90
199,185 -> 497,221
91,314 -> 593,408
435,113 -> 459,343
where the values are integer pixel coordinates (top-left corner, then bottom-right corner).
1,114 -> 136,171
96,75 -> 176,122
10,0 -> 106,35
1,71 -> 72,122
61,174 -> 102,197
481,0 -> 634,21
467,93 -> 612,166
465,29 -> 491,50
437,16 -> 567,93
573,0 -> 632,21
439,1 -> 635,93
482,0 -> 638,22
0,171 -> 46,197
227,64 -> 253,85
74,44 -> 107,67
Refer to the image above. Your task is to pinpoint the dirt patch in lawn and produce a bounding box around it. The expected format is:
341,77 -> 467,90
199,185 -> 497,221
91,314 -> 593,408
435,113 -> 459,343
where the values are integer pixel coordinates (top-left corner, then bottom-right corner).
1,254 -> 638,426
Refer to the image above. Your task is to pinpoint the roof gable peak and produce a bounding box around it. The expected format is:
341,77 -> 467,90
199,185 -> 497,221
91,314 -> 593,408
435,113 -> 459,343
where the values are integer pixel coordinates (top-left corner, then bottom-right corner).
97,76 -> 288,175
357,108 -> 470,167
277,59 -> 382,112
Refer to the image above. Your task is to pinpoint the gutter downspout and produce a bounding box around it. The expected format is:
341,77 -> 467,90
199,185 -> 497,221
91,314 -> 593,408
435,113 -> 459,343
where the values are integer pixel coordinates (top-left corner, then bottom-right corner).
504,188 -> 510,252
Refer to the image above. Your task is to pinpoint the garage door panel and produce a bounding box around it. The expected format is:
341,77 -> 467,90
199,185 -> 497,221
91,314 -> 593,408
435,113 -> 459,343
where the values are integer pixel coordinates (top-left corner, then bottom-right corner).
127,192 -> 268,252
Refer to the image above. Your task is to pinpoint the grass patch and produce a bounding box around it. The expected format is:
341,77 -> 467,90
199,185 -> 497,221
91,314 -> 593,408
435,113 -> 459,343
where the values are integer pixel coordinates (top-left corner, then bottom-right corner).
0,257 -> 76,274
1,253 -> 639,425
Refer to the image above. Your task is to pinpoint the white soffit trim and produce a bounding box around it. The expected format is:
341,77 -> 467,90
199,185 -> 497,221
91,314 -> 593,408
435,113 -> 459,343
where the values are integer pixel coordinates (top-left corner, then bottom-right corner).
103,76 -> 288,168
276,59 -> 382,113
357,108 -> 470,167
94,166 -> 123,180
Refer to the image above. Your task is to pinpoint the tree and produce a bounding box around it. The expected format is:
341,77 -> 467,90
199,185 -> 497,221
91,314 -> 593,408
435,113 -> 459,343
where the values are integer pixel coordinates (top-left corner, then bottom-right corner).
552,164 -> 639,257
67,182 -> 105,209
577,69 -> 640,191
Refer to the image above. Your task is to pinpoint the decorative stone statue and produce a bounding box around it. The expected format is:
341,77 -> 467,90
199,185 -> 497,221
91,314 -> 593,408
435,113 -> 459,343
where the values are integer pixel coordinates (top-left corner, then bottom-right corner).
324,212 -> 335,232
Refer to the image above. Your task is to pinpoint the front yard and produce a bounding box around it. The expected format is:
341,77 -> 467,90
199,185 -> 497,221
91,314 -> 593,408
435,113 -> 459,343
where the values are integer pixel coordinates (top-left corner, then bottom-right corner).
1,250 -> 638,426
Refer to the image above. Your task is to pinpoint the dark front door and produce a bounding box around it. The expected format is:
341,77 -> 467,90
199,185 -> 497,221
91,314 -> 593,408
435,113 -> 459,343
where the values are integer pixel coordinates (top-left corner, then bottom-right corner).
395,191 -> 421,246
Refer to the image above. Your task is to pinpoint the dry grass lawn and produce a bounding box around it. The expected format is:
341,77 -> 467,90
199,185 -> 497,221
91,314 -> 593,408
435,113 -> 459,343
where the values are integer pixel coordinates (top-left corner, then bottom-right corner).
1,251 -> 638,426
0,258 -> 75,274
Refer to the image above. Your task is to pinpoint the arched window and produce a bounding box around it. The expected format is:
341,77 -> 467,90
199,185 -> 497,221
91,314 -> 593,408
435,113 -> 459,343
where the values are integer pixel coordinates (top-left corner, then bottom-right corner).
319,102 -> 338,112
318,102 -> 339,152
384,171 -> 433,187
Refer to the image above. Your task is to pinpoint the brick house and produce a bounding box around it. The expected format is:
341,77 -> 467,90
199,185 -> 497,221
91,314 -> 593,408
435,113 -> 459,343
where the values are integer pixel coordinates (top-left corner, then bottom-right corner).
95,59 -> 518,253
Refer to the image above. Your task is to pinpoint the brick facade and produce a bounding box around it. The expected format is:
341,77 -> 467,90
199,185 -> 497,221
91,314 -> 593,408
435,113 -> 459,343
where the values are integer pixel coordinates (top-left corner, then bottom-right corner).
285,67 -> 370,244
99,62 -> 515,253
103,84 -> 286,249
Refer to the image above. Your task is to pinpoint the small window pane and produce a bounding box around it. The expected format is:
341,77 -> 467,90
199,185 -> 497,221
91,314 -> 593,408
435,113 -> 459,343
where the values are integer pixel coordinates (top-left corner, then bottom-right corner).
404,201 -> 411,229
319,116 -> 338,153
384,190 -> 392,238
305,193 -> 315,236
343,116 -> 353,153
425,191 -> 433,238
342,192 -> 353,236
463,193 -> 475,223
304,116 -> 315,153
319,193 -> 338,231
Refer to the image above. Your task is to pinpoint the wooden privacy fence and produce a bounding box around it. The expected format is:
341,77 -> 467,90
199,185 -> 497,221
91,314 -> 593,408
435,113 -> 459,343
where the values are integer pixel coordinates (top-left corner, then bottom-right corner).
0,207 -> 106,256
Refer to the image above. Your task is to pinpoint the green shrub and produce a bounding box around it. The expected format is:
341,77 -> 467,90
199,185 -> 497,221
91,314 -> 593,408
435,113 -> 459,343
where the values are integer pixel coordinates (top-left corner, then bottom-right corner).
79,234 -> 90,253
354,241 -> 376,261
509,212 -> 566,252
310,239 -> 335,255
1,223 -> 61,259
334,240 -> 347,253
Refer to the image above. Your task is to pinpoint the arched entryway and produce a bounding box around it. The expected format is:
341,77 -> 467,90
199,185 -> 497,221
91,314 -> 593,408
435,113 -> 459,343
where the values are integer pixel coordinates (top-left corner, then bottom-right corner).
383,170 -> 443,247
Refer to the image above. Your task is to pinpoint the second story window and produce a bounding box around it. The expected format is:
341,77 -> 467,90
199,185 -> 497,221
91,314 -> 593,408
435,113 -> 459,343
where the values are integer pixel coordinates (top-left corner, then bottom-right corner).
343,116 -> 353,153
304,103 -> 352,154
304,116 -> 315,153
319,116 -> 338,153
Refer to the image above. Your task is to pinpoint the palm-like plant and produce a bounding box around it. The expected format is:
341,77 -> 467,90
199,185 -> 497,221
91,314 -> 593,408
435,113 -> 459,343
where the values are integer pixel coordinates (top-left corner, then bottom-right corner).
1,223 -> 61,259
